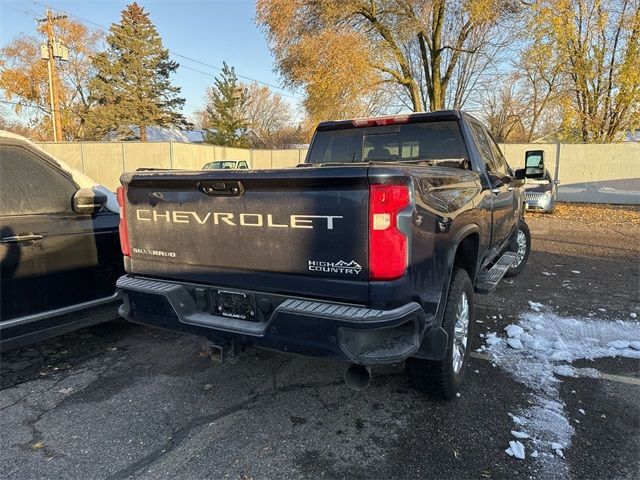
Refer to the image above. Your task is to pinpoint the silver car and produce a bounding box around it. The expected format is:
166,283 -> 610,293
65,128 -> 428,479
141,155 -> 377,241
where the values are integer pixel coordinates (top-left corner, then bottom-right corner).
524,170 -> 559,212
521,150 -> 559,213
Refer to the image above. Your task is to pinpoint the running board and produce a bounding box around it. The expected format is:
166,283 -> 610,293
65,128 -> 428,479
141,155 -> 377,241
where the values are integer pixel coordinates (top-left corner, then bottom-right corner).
475,252 -> 516,294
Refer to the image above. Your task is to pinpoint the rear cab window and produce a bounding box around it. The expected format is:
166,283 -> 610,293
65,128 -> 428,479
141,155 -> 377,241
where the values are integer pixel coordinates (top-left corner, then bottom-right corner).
307,120 -> 469,165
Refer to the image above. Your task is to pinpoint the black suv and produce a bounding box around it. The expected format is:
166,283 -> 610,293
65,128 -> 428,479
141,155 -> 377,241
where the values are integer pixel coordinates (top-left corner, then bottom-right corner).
0,132 -> 124,350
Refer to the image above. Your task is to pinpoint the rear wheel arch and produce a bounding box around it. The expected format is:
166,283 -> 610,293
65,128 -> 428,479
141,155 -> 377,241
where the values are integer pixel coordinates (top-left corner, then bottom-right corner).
433,226 -> 480,325
453,232 -> 480,283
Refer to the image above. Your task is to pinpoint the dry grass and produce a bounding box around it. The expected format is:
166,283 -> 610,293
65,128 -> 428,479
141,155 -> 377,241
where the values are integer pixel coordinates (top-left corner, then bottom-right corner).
528,202 -> 640,227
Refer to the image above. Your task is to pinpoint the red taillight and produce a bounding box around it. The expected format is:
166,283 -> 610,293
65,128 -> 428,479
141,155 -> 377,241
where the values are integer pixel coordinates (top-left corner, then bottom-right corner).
352,114 -> 410,127
116,186 -> 130,256
369,184 -> 410,280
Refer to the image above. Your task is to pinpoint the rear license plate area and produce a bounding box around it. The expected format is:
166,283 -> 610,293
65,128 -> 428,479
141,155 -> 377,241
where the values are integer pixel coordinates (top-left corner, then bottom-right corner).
213,290 -> 257,321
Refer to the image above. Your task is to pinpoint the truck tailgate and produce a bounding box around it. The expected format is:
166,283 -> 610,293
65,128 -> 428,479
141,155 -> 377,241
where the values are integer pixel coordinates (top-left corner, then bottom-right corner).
120,167 -> 370,283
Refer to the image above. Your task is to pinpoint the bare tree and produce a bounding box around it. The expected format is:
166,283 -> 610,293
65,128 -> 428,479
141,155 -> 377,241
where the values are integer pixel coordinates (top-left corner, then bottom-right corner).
482,80 -> 527,142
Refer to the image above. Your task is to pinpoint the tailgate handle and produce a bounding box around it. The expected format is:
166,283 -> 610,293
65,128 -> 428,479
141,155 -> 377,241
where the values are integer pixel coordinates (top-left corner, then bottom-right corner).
198,180 -> 245,196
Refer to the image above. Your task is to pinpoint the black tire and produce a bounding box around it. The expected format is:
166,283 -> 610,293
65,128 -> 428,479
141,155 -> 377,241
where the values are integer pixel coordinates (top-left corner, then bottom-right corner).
505,220 -> 531,277
406,269 -> 474,400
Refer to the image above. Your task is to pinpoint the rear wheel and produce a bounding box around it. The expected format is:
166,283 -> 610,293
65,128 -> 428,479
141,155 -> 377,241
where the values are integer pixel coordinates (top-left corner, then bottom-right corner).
406,269 -> 474,399
505,220 -> 531,277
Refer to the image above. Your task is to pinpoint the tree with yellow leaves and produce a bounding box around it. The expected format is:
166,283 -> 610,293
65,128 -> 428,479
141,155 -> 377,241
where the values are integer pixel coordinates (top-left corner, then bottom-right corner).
257,0 -> 518,126
0,17 -> 102,140
532,0 -> 639,142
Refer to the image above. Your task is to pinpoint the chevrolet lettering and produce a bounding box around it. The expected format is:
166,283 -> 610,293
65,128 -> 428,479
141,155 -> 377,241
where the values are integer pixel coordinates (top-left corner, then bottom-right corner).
116,110 -> 532,399
135,209 -> 343,229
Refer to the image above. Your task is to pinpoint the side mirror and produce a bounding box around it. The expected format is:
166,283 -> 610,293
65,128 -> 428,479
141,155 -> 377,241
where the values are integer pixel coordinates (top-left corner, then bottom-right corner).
524,150 -> 546,179
488,173 -> 513,187
525,150 -> 544,168
554,180 -> 561,185
73,187 -> 107,214
514,168 -> 526,180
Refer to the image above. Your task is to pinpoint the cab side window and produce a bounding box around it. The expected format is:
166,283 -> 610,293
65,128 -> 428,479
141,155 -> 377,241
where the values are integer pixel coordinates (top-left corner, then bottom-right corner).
486,133 -> 511,175
0,146 -> 77,216
469,122 -> 499,173
238,161 -> 248,169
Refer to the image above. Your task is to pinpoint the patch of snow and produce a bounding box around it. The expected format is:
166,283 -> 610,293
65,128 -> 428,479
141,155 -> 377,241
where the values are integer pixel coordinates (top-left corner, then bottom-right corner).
578,409 -> 585,415
553,337 -> 567,350
485,310 -> 640,475
505,325 -> 524,338
542,272 -> 552,276
508,413 -> 525,425
511,431 -> 530,439
571,270 -> 581,274
553,365 -> 576,377
528,301 -> 544,312
549,350 -> 572,361
531,450 -> 539,458
505,440 -> 526,459
574,367 -> 600,378
507,338 -> 523,349
631,312 -> 638,319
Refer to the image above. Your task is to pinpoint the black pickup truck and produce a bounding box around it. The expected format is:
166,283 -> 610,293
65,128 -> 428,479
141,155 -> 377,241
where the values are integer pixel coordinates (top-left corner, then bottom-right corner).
116,110 -> 532,398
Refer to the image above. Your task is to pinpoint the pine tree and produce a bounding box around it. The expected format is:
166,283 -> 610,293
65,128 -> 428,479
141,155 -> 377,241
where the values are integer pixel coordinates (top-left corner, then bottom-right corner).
87,2 -> 186,141
204,63 -> 249,147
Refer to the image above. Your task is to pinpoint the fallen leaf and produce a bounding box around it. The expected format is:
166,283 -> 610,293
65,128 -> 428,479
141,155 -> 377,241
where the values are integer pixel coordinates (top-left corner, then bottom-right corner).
531,203 -> 640,228
32,441 -> 44,449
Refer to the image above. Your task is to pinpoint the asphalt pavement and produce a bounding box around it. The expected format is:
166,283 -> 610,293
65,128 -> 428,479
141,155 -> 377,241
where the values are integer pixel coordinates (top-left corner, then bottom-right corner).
1,210 -> 639,480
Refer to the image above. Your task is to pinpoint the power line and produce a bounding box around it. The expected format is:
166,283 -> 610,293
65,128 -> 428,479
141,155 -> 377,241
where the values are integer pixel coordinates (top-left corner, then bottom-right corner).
1,99 -> 43,109
17,0 -> 301,99
2,97 -> 203,119
3,3 -> 39,16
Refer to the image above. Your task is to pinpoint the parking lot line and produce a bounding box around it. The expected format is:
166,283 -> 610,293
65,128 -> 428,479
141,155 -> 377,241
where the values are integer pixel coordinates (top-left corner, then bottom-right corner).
470,352 -> 640,386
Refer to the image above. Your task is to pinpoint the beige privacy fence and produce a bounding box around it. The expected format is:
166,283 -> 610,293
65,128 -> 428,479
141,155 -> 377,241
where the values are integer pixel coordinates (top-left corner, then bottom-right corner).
37,141 -> 640,204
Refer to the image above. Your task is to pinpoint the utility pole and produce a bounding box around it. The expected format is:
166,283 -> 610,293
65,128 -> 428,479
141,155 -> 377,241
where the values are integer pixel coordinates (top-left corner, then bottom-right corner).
38,9 -> 68,142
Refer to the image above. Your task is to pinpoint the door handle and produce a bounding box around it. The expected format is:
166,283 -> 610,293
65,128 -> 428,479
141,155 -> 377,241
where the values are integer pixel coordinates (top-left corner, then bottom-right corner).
0,234 -> 44,244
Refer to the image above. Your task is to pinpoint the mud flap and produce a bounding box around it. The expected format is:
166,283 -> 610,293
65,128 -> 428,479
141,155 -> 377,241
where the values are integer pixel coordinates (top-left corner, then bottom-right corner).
412,326 -> 448,361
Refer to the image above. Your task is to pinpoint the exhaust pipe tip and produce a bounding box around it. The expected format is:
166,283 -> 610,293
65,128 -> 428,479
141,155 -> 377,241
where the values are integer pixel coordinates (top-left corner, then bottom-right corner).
344,364 -> 372,391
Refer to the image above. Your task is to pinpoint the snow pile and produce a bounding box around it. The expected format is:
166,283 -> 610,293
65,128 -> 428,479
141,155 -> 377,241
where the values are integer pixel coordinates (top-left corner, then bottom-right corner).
505,440 -> 526,459
485,305 -> 640,472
